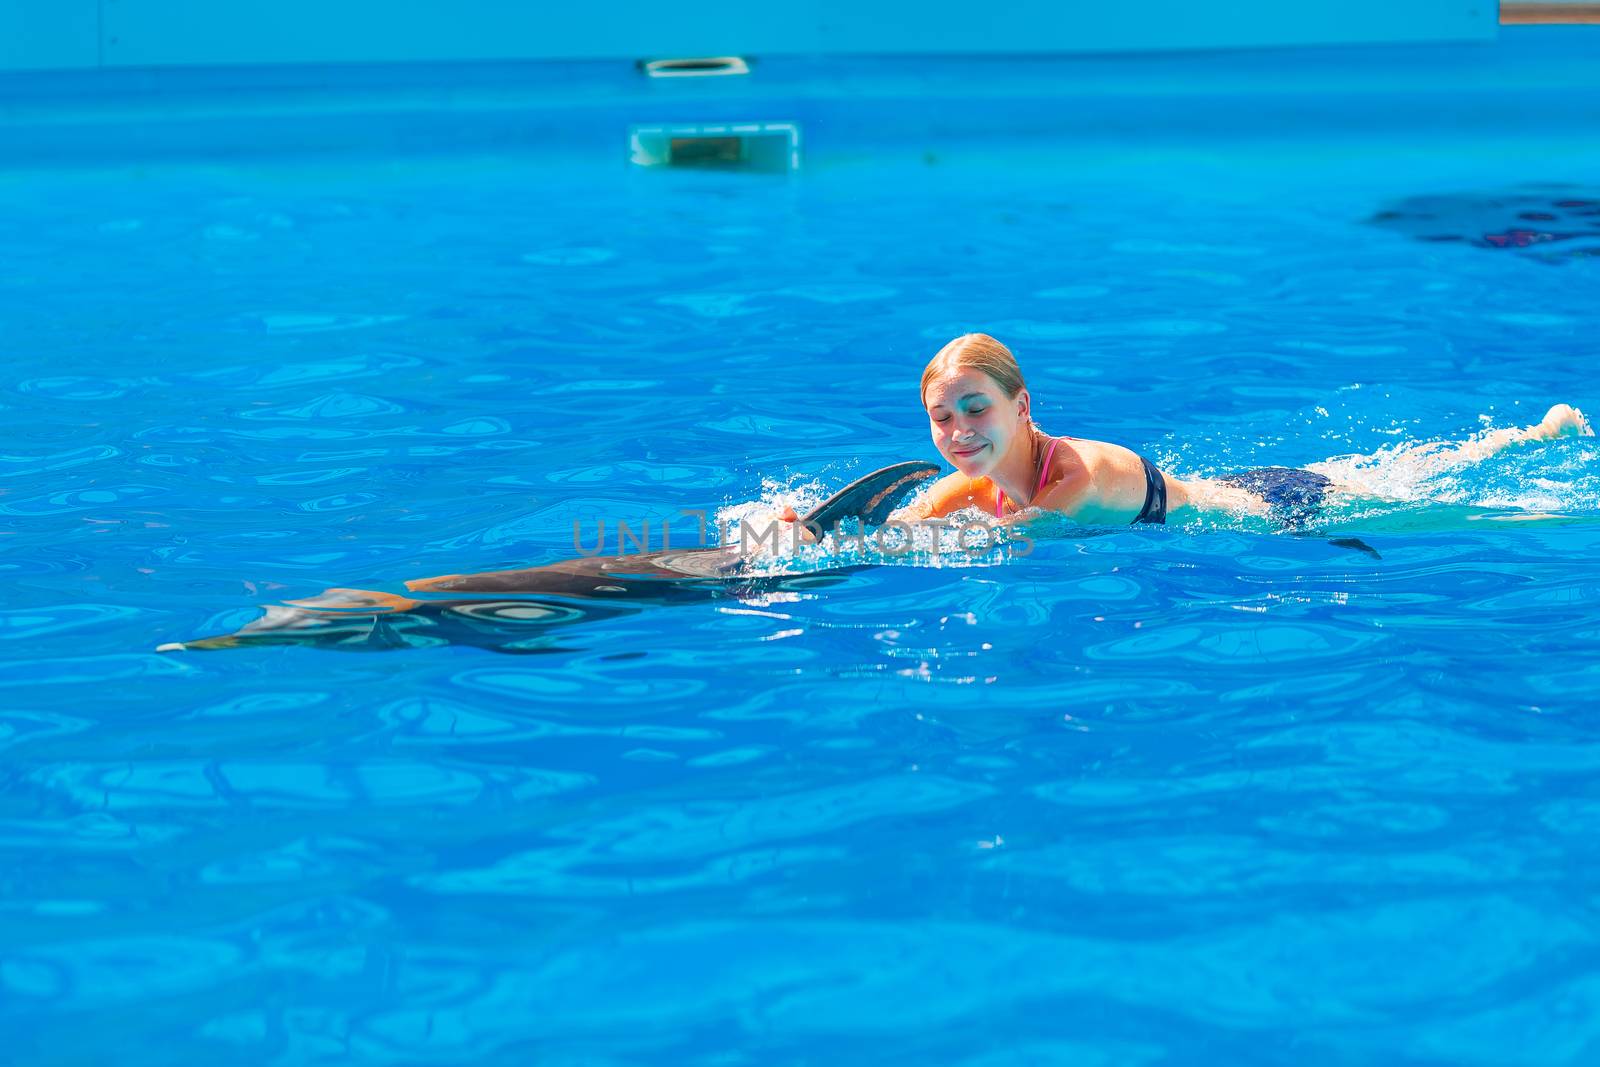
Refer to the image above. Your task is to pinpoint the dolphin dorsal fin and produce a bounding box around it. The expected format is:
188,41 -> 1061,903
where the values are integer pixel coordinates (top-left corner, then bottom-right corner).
801,461 -> 941,530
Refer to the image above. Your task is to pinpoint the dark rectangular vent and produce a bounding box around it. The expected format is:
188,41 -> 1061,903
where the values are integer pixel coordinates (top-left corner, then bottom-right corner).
629,122 -> 800,172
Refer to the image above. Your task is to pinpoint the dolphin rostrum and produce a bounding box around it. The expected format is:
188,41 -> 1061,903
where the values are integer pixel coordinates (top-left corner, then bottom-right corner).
159,461 -> 941,653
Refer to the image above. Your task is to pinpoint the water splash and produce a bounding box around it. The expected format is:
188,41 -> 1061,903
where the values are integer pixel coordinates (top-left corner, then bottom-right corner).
1307,428 -> 1599,513
714,481 -> 1019,576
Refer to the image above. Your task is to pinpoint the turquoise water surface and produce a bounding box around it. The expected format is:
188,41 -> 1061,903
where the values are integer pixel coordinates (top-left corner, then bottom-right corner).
5,34 -> 1600,1065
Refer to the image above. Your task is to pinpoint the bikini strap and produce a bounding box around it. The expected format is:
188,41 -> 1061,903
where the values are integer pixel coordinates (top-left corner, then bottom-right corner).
996,436 -> 1060,519
1035,438 -> 1059,497
1132,455 -> 1169,525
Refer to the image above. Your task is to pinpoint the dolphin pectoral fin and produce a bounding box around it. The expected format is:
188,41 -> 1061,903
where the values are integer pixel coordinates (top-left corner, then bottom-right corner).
801,461 -> 941,530
1328,536 -> 1382,560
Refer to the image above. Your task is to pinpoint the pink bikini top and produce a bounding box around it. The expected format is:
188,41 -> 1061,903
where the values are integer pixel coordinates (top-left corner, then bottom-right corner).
995,437 -> 1061,518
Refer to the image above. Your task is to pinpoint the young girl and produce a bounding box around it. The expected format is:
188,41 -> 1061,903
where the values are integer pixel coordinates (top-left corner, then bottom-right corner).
902,333 -> 1591,529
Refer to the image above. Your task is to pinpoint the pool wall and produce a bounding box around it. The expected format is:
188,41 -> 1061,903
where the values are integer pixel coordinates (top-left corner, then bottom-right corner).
5,1 -> 1495,72
2,27 -> 1596,170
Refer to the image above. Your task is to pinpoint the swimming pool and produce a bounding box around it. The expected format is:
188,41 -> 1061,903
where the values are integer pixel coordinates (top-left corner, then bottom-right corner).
4,26 -> 1600,1064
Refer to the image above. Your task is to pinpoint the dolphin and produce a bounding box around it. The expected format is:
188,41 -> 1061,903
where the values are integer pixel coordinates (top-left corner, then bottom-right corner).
159,461 -> 941,653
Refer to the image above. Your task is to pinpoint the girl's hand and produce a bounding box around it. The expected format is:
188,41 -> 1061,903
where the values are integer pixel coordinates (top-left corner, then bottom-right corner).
777,505 -> 819,544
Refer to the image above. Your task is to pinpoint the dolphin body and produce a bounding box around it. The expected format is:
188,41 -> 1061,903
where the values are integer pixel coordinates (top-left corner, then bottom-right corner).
160,461 -> 941,654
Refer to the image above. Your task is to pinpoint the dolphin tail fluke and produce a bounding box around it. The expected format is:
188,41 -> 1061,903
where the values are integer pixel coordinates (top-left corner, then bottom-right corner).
158,633 -> 246,652
157,587 -> 419,652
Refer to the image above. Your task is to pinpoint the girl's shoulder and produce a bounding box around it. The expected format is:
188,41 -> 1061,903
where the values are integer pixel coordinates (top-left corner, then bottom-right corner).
1033,438 -> 1095,513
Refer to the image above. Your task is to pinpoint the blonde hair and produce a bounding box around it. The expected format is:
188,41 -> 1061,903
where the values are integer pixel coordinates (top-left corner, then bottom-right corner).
920,333 -> 1027,405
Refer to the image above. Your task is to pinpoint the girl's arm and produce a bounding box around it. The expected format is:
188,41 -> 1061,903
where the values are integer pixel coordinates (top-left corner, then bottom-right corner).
899,471 -> 995,520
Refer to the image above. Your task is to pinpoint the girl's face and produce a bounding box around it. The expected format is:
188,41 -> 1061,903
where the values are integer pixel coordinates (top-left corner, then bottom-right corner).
924,368 -> 1029,478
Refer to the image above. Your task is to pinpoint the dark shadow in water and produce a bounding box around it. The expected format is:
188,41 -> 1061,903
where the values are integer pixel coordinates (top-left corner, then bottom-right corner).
1370,185 -> 1600,260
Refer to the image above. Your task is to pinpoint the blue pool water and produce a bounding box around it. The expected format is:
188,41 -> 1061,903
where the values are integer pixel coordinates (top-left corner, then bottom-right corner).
5,33 -> 1600,1064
